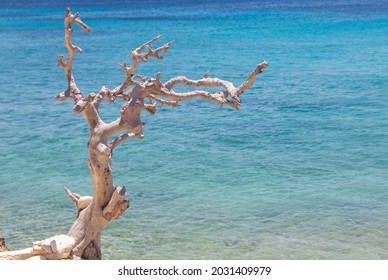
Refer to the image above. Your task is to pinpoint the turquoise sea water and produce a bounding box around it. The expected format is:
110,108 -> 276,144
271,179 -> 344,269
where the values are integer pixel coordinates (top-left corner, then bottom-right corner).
0,0 -> 387,259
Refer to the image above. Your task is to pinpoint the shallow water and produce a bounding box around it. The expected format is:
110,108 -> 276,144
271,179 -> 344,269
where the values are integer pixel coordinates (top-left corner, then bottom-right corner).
0,0 -> 388,259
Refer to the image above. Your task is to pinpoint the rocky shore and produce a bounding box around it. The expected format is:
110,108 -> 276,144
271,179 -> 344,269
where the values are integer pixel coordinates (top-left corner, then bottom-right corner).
0,236 -> 8,252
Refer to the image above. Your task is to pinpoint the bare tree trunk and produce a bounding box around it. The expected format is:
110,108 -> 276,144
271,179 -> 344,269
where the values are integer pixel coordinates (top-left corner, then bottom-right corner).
0,7 -> 267,260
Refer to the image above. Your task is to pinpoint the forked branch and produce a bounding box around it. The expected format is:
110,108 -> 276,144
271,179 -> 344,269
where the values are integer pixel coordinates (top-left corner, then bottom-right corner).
105,36 -> 174,97
56,7 -> 91,102
150,60 -> 268,109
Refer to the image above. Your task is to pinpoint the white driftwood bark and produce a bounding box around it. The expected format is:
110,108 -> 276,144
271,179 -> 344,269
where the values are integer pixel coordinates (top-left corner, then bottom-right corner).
0,235 -> 75,260
1,7 -> 267,260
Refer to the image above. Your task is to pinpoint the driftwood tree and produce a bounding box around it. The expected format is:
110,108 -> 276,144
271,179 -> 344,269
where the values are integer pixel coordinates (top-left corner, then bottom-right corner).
0,8 -> 267,260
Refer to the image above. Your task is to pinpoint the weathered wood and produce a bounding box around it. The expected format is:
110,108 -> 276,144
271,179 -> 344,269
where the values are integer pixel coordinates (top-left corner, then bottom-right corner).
64,186 -> 93,212
1,7 -> 267,260
0,235 -> 75,260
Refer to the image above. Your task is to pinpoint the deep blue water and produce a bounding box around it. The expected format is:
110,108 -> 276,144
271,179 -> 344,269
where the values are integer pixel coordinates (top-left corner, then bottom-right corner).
0,0 -> 388,259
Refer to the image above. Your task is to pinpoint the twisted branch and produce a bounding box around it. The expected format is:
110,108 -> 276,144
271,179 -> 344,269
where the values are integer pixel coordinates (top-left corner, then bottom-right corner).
104,36 -> 174,98
56,7 -> 91,102
148,60 -> 268,109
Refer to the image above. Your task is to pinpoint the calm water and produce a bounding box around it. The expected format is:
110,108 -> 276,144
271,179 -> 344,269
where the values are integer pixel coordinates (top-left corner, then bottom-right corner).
0,0 -> 387,259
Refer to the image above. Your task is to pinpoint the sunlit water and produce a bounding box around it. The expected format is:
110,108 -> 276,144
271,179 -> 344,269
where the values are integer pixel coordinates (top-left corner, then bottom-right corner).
0,0 -> 387,259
